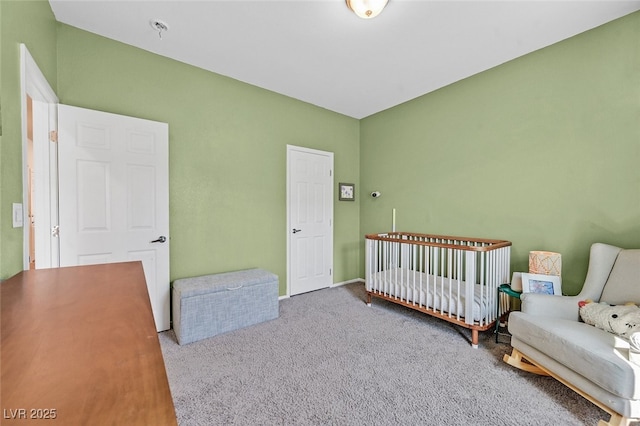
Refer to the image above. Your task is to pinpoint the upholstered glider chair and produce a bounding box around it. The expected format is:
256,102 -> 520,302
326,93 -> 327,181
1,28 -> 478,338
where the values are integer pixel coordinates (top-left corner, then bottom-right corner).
504,243 -> 640,426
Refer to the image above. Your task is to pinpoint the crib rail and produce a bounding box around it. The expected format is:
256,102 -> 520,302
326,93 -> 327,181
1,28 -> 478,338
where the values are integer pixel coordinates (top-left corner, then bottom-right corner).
365,232 -> 512,251
365,232 -> 512,347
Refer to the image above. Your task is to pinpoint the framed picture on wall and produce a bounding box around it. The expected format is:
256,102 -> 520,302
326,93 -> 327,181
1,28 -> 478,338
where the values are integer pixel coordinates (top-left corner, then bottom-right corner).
521,273 -> 562,296
339,183 -> 355,201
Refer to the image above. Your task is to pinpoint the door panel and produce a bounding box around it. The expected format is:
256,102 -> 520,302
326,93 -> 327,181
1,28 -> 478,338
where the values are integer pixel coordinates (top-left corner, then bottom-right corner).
128,249 -> 159,321
288,146 -> 333,295
77,160 -> 111,232
128,164 -> 155,229
78,253 -> 112,265
58,105 -> 170,331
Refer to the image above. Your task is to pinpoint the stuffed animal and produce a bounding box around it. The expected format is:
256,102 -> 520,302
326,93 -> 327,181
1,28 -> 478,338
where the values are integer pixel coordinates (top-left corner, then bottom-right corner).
578,300 -> 640,339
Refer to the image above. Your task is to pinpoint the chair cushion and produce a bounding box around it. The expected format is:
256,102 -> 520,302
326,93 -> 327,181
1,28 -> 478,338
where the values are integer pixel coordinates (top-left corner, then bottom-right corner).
600,249 -> 640,305
509,311 -> 640,400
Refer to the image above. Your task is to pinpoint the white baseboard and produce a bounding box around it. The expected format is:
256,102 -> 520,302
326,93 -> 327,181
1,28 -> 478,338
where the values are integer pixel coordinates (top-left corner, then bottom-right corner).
330,278 -> 364,288
279,278 -> 364,299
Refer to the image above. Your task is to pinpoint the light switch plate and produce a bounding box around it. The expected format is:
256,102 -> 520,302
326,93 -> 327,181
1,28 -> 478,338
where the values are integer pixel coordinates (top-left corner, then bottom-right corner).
12,203 -> 23,228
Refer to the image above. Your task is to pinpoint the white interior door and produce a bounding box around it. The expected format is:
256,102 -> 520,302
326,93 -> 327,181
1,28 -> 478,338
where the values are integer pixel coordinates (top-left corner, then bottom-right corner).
287,145 -> 333,296
58,105 -> 170,332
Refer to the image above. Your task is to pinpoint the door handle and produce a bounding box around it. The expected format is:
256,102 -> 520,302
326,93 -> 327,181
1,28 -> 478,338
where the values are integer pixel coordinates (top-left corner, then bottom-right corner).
292,229 -> 302,234
151,236 -> 167,243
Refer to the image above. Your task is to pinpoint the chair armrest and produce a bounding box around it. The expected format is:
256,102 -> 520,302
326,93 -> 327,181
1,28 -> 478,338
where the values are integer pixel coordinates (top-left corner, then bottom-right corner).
520,293 -> 581,321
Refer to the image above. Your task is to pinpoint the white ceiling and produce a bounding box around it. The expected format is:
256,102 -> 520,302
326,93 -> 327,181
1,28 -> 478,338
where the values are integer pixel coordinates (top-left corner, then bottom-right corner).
48,0 -> 640,119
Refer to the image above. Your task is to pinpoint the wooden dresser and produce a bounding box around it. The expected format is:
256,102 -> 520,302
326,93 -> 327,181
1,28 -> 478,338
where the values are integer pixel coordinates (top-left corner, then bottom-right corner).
1,262 -> 177,425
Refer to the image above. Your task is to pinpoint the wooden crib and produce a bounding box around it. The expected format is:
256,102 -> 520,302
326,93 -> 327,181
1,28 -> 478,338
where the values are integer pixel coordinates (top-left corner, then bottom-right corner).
365,232 -> 512,348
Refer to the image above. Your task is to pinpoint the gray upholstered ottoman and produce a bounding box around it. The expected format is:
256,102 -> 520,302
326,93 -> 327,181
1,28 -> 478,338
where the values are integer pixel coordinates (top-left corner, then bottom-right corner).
172,268 -> 279,345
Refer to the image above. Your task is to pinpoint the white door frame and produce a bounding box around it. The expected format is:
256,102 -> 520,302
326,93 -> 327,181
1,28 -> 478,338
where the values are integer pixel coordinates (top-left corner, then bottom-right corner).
286,144 -> 334,297
20,44 -> 59,270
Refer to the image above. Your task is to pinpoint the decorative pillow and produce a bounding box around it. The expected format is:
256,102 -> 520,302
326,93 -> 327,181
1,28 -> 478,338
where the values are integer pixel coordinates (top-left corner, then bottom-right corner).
578,300 -> 640,339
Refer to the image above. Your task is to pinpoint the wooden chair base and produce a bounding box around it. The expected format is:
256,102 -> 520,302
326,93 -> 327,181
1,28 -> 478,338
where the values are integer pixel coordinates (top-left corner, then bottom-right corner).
597,413 -> 635,426
503,349 -> 550,376
504,348 -> 637,426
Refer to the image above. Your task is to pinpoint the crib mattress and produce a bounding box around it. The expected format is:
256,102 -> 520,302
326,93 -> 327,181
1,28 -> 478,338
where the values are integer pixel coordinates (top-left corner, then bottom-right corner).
367,268 -> 489,322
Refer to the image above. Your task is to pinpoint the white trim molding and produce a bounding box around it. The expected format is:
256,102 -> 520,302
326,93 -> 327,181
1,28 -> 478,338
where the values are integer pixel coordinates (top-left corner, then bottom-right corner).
20,44 -> 59,271
331,278 -> 365,288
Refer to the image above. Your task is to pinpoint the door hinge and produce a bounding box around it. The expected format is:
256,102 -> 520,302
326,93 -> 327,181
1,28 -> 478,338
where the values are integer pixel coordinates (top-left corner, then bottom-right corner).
52,225 -> 59,237
49,130 -> 58,143
329,268 -> 332,276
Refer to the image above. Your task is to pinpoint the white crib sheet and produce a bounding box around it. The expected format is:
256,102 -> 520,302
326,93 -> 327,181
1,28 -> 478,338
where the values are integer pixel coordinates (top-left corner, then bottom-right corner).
367,268 -> 489,322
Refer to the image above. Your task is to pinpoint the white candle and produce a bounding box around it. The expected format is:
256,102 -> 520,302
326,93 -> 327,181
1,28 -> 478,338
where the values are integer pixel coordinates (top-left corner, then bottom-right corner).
392,208 -> 396,232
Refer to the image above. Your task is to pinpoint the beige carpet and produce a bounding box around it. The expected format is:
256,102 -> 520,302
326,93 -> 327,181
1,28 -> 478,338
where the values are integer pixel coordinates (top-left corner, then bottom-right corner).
159,282 -> 610,425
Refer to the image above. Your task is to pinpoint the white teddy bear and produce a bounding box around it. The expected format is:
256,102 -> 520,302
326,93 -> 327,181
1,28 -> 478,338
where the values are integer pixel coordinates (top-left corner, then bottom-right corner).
579,300 -> 640,365
578,300 -> 640,338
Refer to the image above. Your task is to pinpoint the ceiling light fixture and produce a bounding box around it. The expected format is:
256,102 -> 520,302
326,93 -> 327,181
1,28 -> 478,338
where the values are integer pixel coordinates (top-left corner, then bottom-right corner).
149,19 -> 169,40
346,0 -> 389,19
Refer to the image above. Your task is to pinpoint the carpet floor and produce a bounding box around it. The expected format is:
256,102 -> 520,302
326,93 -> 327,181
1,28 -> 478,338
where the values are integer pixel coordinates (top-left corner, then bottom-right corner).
159,282 -> 611,425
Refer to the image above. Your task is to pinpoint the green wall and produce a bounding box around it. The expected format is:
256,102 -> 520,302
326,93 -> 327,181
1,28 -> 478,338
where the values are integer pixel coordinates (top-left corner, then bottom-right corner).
0,0 -> 57,279
2,2 -> 638,298
55,25 -> 361,293
360,11 -> 640,295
